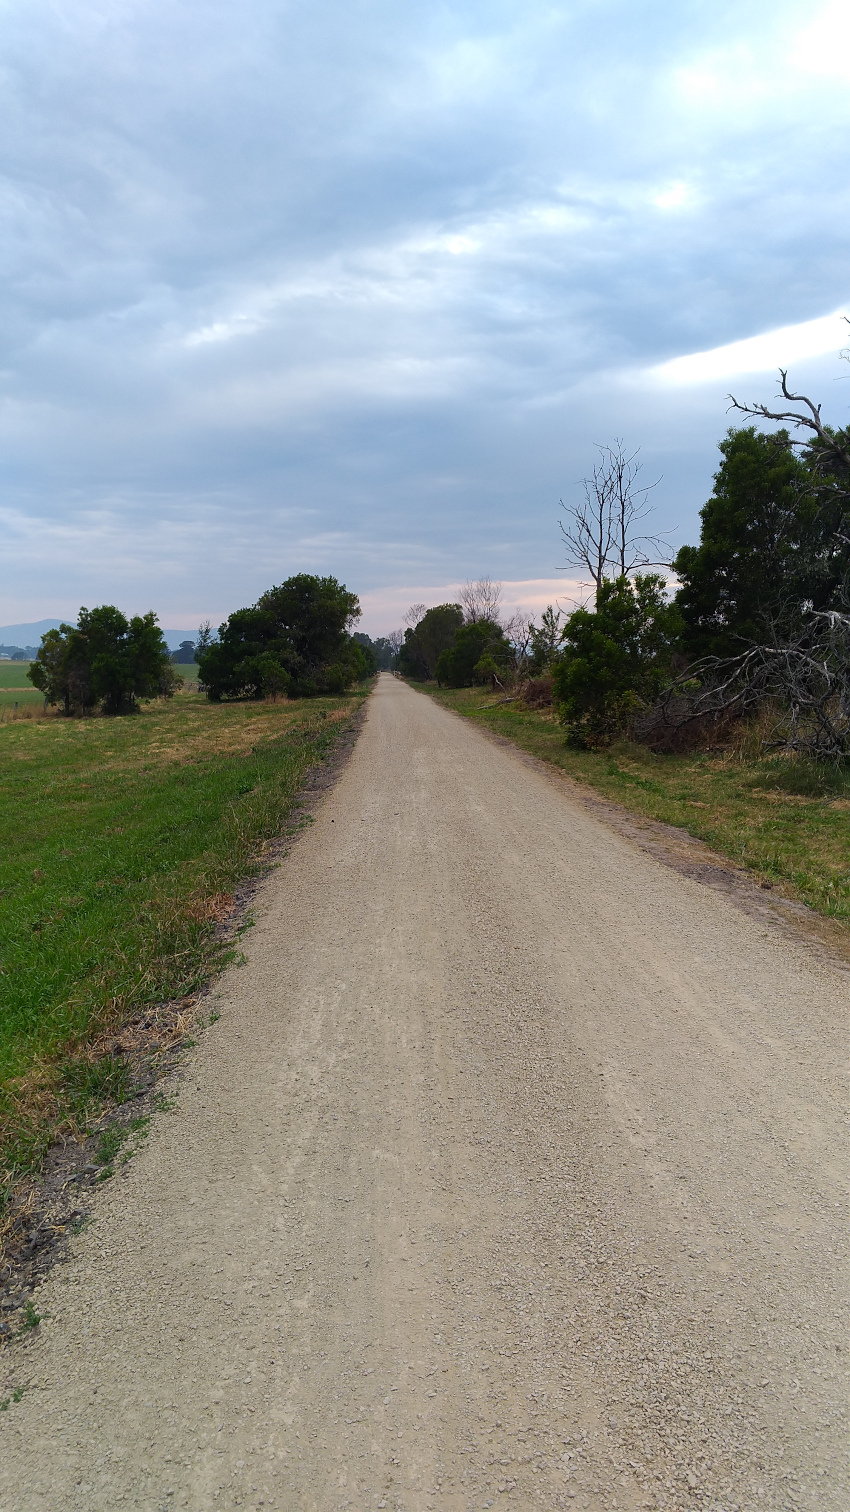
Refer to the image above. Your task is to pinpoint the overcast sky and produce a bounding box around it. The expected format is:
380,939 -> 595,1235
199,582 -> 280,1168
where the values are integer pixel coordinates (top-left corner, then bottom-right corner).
1,0 -> 848,635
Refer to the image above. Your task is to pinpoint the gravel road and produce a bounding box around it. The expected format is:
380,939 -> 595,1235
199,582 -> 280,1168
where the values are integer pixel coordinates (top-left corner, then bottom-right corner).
1,674 -> 847,1512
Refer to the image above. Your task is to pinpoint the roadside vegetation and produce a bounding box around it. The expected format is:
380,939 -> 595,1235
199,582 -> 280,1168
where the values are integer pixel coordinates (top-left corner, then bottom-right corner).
395,362 -> 848,923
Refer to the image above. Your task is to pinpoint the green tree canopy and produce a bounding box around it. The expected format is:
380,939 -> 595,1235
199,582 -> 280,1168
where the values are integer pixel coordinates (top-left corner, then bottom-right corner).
553,575 -> 682,746
435,619 -> 512,687
197,574 -> 367,700
527,605 -> 564,674
28,608 -> 173,714
672,427 -> 844,659
397,604 -> 464,679
352,632 -> 382,674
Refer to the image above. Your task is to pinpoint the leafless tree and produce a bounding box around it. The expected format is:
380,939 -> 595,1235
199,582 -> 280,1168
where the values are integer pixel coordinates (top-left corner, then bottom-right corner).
404,603 -> 428,629
459,577 -> 503,624
560,440 -> 670,593
386,629 -> 403,656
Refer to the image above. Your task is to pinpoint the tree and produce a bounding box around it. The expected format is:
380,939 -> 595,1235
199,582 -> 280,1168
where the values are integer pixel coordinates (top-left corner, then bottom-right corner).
527,605 -> 564,674
352,633 -> 380,674
560,441 -> 668,593
553,575 -> 682,746
459,577 -> 503,624
729,361 -> 850,491
472,652 -> 504,688
435,620 -> 512,687
367,635 -> 400,671
197,574 -> 365,700
397,604 -> 464,679
195,621 -> 215,656
672,427 -> 832,660
171,639 -> 196,664
28,608 -> 173,714
727,362 -> 850,615
28,625 -> 91,714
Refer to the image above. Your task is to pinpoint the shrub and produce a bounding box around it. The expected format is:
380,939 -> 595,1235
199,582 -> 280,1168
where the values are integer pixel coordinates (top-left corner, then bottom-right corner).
435,620 -> 512,687
553,575 -> 682,747
521,675 -> 554,709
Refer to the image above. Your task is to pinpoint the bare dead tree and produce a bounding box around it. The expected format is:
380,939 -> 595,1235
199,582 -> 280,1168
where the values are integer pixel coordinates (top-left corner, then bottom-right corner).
729,378 -> 850,482
559,451 -> 613,593
404,602 -> 428,629
496,609 -> 530,675
560,440 -> 670,593
386,629 -> 403,656
459,577 -> 503,624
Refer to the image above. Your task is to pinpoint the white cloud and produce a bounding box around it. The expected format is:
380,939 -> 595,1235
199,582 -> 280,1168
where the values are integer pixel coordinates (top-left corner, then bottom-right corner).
653,182 -> 690,211
649,311 -> 849,386
793,1 -> 850,80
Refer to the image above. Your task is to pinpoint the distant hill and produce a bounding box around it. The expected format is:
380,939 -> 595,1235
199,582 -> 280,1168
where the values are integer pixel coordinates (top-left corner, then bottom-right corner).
0,619 -> 196,654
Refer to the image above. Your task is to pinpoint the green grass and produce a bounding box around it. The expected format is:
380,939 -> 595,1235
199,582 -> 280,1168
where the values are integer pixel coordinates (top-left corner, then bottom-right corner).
0,686 -> 368,1183
415,684 -> 850,926
0,663 -> 42,708
0,661 -> 201,709
0,664 -> 35,686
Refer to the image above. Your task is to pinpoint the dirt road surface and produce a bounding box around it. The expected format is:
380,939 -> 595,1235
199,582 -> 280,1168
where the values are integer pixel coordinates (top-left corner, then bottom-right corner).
1,675 -> 847,1512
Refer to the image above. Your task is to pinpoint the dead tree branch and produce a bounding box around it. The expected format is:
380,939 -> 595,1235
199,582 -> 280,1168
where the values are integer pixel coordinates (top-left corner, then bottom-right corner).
560,440 -> 671,592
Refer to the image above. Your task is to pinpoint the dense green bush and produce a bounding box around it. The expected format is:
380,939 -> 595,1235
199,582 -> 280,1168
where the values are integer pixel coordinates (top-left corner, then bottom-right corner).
397,604 -> 464,679
197,574 -> 368,699
673,427 -> 849,658
435,620 -> 512,687
28,607 -> 173,715
553,575 -> 682,746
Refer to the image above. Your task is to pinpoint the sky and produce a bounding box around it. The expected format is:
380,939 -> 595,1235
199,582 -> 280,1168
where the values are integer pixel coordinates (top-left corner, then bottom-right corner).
1,0 -> 848,637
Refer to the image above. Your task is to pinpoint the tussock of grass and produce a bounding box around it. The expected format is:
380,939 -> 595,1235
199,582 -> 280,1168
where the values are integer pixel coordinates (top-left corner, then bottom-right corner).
418,685 -> 850,927
0,688 -> 367,1191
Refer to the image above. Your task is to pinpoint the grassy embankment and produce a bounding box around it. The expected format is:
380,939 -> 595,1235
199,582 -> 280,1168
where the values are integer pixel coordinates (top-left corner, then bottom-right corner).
415,684 -> 850,927
0,681 -> 368,1193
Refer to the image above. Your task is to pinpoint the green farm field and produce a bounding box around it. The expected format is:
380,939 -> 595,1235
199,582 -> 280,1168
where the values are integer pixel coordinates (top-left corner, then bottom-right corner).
0,663 -> 42,708
415,684 -> 850,928
0,659 -> 201,712
0,685 -> 368,1186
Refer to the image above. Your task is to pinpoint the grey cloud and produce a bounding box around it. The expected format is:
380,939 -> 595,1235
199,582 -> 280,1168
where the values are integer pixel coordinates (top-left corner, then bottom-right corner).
0,0 -> 848,623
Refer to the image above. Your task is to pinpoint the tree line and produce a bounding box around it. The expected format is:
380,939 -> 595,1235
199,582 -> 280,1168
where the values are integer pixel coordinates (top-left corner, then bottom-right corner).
397,358 -> 849,761
27,575 -> 374,714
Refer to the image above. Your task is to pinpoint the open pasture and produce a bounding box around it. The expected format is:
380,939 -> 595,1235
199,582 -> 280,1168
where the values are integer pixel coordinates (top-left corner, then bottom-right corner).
0,663 -> 42,708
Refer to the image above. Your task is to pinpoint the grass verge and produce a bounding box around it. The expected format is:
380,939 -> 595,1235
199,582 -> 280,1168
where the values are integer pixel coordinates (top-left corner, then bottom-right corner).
0,686 -> 369,1199
414,684 -> 850,927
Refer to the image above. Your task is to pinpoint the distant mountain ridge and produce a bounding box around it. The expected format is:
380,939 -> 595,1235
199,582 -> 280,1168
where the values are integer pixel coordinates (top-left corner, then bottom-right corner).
0,620 -> 196,653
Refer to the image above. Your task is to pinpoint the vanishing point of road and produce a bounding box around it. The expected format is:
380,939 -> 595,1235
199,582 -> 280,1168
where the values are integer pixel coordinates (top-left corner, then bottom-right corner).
1,674 -> 846,1511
